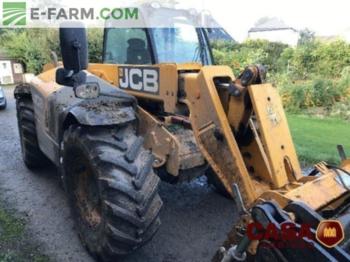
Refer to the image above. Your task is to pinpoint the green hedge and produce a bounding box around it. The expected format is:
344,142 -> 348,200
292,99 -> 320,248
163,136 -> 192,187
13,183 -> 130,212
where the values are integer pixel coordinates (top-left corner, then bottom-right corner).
0,29 -> 102,74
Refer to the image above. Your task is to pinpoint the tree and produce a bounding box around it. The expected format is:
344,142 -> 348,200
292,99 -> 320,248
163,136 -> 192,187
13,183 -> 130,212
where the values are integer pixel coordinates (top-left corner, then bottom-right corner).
0,28 -> 103,74
298,28 -> 315,46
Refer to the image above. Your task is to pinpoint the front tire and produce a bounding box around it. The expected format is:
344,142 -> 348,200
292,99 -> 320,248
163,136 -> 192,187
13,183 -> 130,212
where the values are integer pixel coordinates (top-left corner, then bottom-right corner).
62,124 -> 162,261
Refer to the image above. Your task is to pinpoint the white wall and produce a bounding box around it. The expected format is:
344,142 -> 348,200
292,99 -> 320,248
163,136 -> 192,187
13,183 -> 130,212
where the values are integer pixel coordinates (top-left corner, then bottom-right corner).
248,29 -> 299,46
0,60 -> 14,84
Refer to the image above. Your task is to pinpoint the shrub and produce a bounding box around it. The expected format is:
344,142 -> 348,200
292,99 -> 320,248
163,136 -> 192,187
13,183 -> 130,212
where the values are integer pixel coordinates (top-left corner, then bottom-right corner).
312,79 -> 339,107
284,40 -> 350,80
313,40 -> 350,78
1,29 -> 58,74
1,28 -> 103,74
87,29 -> 103,63
212,43 -> 266,76
338,66 -> 350,95
280,82 -> 313,111
212,39 -> 287,76
280,77 -> 348,111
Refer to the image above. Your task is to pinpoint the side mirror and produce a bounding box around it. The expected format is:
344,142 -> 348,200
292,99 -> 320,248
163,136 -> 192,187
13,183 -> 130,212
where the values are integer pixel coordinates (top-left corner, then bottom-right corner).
56,22 -> 88,87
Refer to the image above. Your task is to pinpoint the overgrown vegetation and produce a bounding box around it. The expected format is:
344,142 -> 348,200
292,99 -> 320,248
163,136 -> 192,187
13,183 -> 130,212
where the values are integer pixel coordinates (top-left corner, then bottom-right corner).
212,39 -> 288,76
279,70 -> 350,113
0,29 -> 103,74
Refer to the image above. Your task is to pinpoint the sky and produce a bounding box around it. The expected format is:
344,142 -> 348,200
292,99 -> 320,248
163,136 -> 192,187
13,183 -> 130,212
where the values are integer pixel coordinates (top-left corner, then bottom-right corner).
175,0 -> 350,41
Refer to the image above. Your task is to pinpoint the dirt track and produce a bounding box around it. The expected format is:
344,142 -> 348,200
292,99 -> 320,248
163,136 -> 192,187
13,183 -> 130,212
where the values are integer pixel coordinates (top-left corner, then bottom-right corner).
0,86 -> 237,262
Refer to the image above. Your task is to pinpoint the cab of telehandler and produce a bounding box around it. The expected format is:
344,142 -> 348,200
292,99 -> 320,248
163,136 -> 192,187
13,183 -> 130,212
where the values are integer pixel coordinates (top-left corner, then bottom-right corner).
103,27 -> 214,65
102,3 -> 235,66
102,3 -> 235,67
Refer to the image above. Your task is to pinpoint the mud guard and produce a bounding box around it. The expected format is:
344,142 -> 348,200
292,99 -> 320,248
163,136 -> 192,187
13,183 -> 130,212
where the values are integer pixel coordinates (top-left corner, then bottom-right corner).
66,99 -> 136,126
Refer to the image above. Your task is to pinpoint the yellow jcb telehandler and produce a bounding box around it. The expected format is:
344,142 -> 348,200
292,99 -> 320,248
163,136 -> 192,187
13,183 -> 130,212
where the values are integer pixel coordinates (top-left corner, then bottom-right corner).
14,7 -> 350,262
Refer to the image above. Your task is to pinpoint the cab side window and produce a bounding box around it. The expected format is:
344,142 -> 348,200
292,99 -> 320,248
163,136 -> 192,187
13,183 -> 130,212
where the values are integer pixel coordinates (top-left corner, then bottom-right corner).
104,28 -> 152,65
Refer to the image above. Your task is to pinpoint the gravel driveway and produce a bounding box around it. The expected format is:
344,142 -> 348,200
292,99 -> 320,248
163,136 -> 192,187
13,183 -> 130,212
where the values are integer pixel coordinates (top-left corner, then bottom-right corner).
0,86 -> 237,262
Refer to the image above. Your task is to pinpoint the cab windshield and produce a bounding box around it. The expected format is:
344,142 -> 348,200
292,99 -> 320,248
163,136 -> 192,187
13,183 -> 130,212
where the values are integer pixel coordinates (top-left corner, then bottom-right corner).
150,24 -> 201,64
103,25 -> 212,65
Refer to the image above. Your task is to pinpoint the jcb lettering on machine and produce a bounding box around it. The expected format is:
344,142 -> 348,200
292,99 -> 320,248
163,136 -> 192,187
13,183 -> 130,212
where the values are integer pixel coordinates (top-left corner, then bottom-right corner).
118,66 -> 159,94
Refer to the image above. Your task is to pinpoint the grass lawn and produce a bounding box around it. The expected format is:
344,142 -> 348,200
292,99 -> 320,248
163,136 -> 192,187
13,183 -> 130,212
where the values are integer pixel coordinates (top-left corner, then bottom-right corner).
287,114 -> 350,165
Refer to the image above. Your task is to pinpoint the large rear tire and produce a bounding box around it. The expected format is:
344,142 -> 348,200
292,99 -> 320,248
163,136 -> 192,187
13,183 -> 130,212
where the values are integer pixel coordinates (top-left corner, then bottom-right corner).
16,98 -> 49,169
62,124 -> 162,261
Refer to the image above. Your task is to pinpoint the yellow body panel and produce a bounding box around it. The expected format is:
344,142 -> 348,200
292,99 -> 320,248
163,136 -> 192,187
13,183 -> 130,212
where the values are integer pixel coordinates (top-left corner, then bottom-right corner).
89,63 -> 180,113
88,63 -> 118,84
182,66 -> 257,205
32,68 -> 60,97
248,84 -> 302,188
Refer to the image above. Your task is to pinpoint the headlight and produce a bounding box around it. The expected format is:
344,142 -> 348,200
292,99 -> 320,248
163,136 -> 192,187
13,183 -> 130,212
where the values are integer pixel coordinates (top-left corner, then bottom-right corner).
74,82 -> 100,99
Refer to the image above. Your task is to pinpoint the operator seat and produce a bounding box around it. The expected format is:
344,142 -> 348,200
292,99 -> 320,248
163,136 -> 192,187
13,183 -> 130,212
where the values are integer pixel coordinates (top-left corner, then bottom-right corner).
126,38 -> 151,64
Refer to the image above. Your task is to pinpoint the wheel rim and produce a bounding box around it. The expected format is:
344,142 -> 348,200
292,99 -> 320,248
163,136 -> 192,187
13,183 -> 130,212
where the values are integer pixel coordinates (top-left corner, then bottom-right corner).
73,157 -> 102,228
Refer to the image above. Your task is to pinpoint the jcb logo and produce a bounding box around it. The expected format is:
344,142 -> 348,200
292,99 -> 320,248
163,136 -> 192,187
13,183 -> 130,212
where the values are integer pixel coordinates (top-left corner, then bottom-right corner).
119,66 -> 159,94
